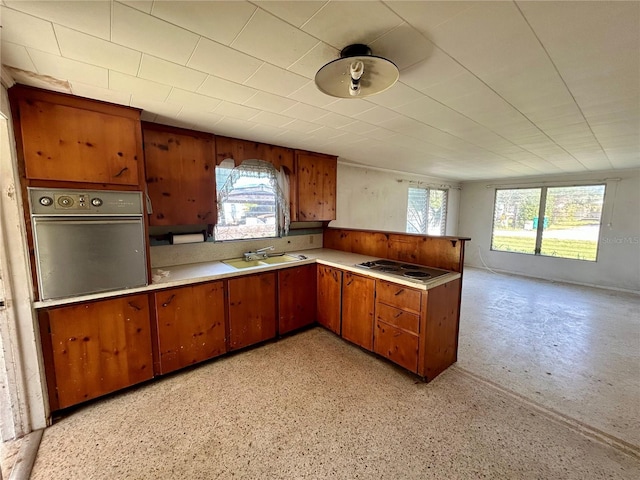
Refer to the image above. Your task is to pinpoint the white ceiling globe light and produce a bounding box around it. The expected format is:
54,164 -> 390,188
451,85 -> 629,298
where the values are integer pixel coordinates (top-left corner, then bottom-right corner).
314,44 -> 399,99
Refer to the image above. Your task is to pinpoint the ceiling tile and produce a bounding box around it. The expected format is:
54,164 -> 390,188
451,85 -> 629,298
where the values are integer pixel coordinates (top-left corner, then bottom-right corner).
112,2 -> 199,64
287,81 -> 336,107
0,7 -> 60,54
152,114 -> 193,130
244,91 -> 297,113
353,105 -> 402,124
369,22 -> 434,71
5,0 -> 110,39
118,1 -> 153,14
166,88 -> 222,111
287,41 -> 339,80
187,38 -> 263,84
1,42 -> 36,71
70,81 -> 131,106
386,1 -> 476,34
197,75 -> 257,104
138,55 -> 206,91
177,108 -> 223,132
28,49 -> 108,87
340,121 -> 378,135
245,64 -> 309,97
366,81 -> 423,109
254,1 -> 326,28
324,99 -> 376,117
301,1 -> 403,49
55,25 -> 141,76
314,112 -> 356,129
213,101 -> 261,121
150,1 -> 256,46
109,71 -> 171,102
251,111 -> 293,127
213,117 -> 258,137
130,95 -> 183,117
281,102 -> 328,121
283,119 -> 322,134
231,9 -> 318,69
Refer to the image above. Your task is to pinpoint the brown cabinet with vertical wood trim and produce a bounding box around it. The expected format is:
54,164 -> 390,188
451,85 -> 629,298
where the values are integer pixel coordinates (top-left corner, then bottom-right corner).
317,265 -> 342,334
341,272 -> 375,350
374,280 -> 422,373
153,281 -> 226,375
278,265 -> 317,335
9,85 -> 143,187
228,272 -> 277,350
39,294 -> 153,410
295,151 -> 337,221
215,136 -> 294,172
143,123 -> 216,226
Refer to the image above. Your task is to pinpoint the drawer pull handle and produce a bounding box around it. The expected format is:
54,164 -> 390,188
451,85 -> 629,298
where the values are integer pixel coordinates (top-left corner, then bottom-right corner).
394,312 -> 403,318
346,279 -> 354,286
114,166 -> 129,178
394,289 -> 405,296
162,294 -> 175,307
128,301 -> 141,311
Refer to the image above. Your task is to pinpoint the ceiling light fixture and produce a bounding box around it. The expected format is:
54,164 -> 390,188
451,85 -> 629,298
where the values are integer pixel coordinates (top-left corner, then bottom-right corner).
314,44 -> 399,99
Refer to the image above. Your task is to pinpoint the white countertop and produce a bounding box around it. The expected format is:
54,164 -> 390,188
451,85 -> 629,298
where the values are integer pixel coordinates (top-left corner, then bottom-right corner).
33,248 -> 461,309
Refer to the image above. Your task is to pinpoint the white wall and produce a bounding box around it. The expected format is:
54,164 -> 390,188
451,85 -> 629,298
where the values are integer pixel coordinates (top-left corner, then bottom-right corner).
331,162 -> 461,236
458,169 -> 640,292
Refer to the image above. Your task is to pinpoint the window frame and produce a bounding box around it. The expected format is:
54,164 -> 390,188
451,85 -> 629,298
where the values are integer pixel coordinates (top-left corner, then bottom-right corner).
490,183 -> 607,262
406,186 -> 448,236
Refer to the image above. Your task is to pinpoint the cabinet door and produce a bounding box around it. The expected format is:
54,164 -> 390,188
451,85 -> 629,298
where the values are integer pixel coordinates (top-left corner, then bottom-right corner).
154,282 -> 226,374
317,265 -> 342,334
278,265 -> 317,335
296,152 -> 337,221
46,294 -> 153,409
228,273 -> 277,350
374,320 -> 419,373
19,99 -> 140,185
341,272 -> 375,350
143,124 -> 216,226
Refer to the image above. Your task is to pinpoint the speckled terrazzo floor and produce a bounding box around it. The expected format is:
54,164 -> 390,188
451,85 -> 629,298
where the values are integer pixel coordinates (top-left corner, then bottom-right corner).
30,328 -> 639,479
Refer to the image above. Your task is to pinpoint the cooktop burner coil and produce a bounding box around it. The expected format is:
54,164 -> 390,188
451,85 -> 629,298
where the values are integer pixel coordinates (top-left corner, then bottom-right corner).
403,271 -> 432,279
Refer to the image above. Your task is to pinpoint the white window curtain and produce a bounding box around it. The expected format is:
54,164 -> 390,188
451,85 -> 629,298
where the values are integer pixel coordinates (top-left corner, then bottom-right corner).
217,159 -> 290,235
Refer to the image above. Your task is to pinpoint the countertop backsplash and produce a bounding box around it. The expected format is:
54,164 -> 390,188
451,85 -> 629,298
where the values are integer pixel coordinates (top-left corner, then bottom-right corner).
150,233 -> 323,268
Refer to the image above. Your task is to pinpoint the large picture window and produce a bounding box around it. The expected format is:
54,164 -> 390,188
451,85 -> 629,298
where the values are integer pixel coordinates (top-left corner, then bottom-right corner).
215,159 -> 289,241
406,187 -> 447,236
491,184 -> 606,261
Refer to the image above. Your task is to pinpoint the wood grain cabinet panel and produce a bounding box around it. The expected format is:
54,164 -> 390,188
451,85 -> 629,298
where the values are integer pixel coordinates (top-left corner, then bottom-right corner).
295,152 -> 337,221
18,99 -> 141,185
373,320 -> 419,373
317,265 -> 342,334
341,272 -> 375,350
376,280 -> 422,315
153,282 -> 226,375
375,303 -> 419,334
278,265 -> 317,335
143,123 -> 216,226
45,294 -> 153,409
228,273 -> 277,350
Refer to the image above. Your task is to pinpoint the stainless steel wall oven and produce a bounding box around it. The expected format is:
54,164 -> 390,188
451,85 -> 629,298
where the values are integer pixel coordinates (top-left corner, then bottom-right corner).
28,188 -> 148,300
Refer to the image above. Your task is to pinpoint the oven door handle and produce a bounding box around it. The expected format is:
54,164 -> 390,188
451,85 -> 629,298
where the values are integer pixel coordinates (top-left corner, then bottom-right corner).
33,217 -> 142,226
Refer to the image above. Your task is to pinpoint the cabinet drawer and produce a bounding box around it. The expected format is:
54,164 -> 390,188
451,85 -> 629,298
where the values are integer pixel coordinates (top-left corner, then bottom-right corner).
373,320 -> 419,373
375,303 -> 419,334
376,280 -> 422,314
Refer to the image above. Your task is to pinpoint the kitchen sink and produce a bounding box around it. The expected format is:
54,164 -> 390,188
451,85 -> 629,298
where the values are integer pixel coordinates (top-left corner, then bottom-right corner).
260,254 -> 300,264
222,254 -> 301,269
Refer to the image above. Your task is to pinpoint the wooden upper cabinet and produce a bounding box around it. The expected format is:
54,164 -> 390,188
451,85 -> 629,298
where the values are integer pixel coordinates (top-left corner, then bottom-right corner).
295,151 -> 337,221
43,294 -> 153,409
11,87 -> 142,186
215,136 -> 294,172
153,281 -> 226,375
341,272 -> 375,350
143,123 -> 216,226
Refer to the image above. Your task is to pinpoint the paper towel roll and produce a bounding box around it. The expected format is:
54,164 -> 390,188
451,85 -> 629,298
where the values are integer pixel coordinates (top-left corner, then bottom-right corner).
170,232 -> 205,245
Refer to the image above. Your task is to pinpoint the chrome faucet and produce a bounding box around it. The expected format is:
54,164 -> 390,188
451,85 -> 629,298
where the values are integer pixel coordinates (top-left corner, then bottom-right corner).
244,245 -> 274,261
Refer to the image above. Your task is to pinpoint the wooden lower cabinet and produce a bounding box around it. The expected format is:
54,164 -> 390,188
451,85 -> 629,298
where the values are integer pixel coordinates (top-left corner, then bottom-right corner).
317,265 -> 342,334
228,272 -> 277,350
41,294 -> 153,410
373,320 -> 419,372
278,265 -> 317,335
341,272 -> 375,349
153,281 -> 226,375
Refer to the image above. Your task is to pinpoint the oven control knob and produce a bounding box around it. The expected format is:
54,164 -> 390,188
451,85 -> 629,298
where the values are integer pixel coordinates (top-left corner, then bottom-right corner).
58,196 -> 73,207
39,196 -> 53,207
91,197 -> 103,207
